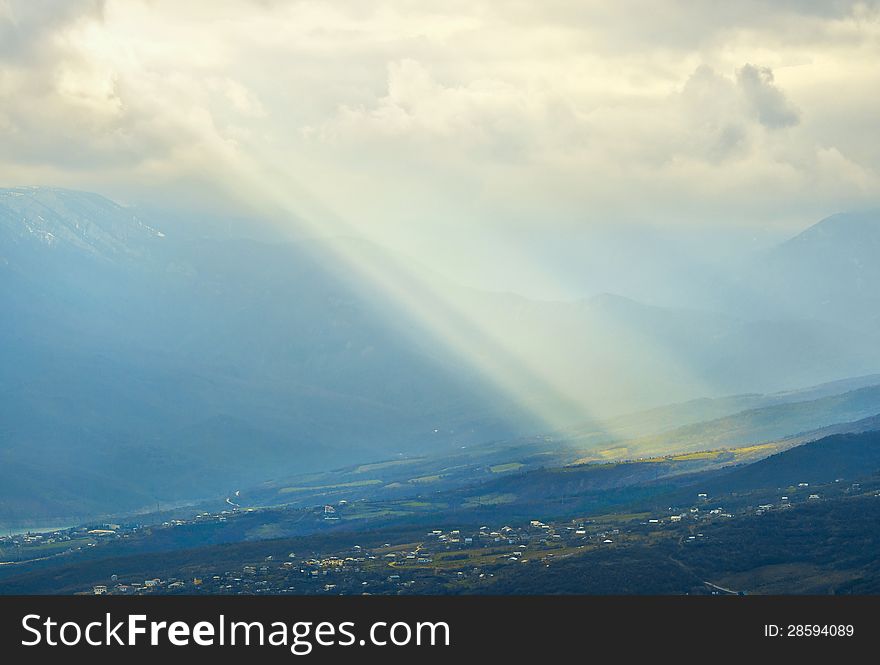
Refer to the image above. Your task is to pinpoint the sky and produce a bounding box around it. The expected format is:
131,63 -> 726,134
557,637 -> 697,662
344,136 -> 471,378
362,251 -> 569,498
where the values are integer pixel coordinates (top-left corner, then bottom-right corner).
1,0 -> 879,299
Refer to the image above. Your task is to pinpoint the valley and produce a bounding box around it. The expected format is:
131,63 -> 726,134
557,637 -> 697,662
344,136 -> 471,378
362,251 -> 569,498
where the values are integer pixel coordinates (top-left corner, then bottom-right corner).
4,187 -> 880,596
5,189 -> 880,523
3,428 -> 880,595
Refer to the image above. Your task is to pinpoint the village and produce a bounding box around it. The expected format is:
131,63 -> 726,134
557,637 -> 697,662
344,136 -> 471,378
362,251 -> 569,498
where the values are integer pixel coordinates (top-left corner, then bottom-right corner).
66,491 -> 807,595
79,517 -> 653,596
3,472 -> 873,596
1,522 -> 141,564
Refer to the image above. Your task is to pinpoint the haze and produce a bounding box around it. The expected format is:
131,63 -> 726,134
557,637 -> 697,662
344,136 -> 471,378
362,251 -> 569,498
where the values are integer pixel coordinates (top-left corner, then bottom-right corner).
2,2 -> 880,522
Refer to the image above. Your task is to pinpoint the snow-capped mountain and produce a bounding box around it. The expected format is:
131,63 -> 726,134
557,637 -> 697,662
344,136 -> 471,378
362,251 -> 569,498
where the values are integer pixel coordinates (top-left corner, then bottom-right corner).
0,187 -> 165,263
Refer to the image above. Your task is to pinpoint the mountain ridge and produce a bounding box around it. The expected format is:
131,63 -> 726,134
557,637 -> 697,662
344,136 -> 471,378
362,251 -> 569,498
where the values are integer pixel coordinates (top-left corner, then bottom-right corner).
3,186 -> 880,521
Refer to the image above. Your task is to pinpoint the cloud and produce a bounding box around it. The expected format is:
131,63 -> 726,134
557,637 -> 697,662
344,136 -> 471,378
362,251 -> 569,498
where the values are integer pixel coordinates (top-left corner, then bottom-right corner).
737,64 -> 800,128
309,58 -> 546,165
0,0 -> 104,63
0,1 -> 266,211
0,0 -> 878,232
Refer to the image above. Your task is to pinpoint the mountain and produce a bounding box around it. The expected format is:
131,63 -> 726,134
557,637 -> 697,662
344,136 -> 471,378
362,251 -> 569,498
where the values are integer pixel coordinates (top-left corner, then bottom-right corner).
444,287 -> 880,417
691,429 -> 880,496
1,187 -> 538,522
0,186 -> 165,259
588,385 -> 880,460
3,188 -> 880,524
738,210 -> 880,330
563,373 -> 880,447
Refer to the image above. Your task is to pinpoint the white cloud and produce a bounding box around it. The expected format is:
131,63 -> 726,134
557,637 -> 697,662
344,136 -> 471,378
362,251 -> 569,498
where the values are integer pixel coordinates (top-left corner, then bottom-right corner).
737,64 -> 800,128
0,0 -> 878,233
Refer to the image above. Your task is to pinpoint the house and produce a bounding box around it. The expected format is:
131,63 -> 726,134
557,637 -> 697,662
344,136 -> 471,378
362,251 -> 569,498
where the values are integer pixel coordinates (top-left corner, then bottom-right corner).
93,585 -> 107,595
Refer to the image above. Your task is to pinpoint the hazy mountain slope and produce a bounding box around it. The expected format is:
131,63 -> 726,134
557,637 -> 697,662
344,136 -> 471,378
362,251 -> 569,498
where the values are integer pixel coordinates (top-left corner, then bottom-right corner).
3,187 -> 880,523
1,188 -> 537,521
334,217 -> 880,415
733,210 -> 880,329
563,373 -> 880,447
445,288 -> 880,417
591,385 -> 880,460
